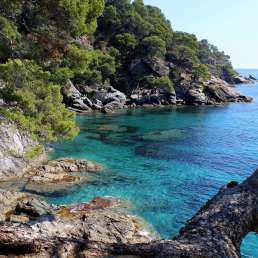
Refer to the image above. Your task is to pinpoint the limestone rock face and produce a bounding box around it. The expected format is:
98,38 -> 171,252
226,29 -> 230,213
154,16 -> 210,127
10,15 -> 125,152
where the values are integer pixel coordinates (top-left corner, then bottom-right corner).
204,76 -> 253,103
0,122 -> 46,181
129,58 -> 169,78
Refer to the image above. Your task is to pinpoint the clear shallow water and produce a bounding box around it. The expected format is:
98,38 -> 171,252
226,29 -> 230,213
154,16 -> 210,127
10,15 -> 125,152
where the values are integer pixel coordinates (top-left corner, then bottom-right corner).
50,69 -> 258,257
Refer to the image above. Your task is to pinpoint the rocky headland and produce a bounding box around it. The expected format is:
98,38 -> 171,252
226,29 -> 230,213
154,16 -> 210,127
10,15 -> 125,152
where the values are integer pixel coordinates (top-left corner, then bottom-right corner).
61,66 -> 255,114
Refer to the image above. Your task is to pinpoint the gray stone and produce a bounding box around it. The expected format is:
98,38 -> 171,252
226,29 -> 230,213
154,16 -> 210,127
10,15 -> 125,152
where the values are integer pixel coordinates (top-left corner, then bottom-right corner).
0,123 -> 46,181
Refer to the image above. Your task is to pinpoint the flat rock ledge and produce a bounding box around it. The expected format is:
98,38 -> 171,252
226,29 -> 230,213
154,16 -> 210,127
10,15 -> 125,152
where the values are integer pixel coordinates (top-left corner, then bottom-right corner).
21,158 -> 104,194
1,169 -> 258,257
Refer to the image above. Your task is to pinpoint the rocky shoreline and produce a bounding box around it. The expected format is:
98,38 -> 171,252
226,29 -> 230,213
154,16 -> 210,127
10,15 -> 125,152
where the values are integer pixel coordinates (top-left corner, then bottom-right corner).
0,121 -> 160,257
62,75 -> 255,114
0,76 -> 257,257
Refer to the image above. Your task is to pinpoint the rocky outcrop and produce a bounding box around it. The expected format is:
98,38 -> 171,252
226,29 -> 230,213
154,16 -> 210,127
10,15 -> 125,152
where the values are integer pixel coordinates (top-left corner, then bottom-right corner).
184,76 -> 252,105
1,169 -> 258,257
0,122 -> 47,181
61,67 -> 253,111
62,80 -> 127,113
0,190 -> 156,257
232,74 -> 257,84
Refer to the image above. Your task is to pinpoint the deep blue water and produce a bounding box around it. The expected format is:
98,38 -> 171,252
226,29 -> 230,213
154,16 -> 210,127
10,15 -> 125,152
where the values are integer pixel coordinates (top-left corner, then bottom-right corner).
50,69 -> 258,257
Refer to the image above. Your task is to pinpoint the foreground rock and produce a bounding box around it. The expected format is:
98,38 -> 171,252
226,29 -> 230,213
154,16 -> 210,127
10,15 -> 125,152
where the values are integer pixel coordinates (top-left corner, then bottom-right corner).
0,190 -> 156,257
1,168 -> 258,257
0,122 -> 47,181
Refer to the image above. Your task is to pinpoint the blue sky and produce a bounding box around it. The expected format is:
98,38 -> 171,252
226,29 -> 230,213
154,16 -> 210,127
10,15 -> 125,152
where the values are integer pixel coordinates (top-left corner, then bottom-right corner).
144,0 -> 258,69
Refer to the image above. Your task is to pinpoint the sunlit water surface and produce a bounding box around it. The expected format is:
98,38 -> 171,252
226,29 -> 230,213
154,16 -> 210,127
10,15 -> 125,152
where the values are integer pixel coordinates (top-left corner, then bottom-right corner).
50,69 -> 258,257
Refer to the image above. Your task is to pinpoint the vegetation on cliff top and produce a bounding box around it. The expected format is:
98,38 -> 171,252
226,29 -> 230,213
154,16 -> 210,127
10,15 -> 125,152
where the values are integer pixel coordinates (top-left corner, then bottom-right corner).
0,0 -> 237,140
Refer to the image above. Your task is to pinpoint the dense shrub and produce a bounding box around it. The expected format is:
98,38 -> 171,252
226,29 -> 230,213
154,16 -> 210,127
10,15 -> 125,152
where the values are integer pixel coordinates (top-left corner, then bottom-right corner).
0,59 -> 79,141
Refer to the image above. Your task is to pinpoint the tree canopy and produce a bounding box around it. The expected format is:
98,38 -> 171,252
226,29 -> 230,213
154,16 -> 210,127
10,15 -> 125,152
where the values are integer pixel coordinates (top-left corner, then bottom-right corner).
0,0 -> 105,140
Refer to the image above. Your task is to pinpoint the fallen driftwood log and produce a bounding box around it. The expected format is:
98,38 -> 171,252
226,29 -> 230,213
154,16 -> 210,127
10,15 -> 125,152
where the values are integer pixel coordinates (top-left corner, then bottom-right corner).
1,169 -> 258,258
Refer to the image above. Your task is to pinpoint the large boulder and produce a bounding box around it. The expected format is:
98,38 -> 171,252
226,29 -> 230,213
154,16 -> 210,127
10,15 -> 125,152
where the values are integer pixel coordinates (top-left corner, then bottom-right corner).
0,189 -> 157,257
91,86 -> 126,106
185,88 -> 207,105
232,75 -> 253,84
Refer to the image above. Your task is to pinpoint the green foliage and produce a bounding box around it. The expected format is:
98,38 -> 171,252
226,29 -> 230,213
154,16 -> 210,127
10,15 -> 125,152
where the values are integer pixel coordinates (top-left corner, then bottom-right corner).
114,33 -> 138,55
0,59 -> 79,141
167,32 -> 199,68
0,16 -> 19,41
0,0 -> 108,143
0,16 -> 20,60
97,0 -> 173,55
193,64 -> 211,81
51,67 -> 74,84
142,36 -> 166,57
66,44 -> 116,84
152,76 -> 174,92
58,0 -> 105,36
24,144 -> 44,160
198,39 -> 237,81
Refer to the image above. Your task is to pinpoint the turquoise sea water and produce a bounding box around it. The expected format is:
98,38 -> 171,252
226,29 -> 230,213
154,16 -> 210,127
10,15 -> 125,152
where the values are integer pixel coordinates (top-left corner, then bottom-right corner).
50,69 -> 258,257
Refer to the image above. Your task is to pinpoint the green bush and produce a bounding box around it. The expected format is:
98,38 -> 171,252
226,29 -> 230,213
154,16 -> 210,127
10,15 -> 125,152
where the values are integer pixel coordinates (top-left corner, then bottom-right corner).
142,36 -> 166,57
24,144 -> 44,160
152,76 -> 175,93
66,44 -> 116,84
0,59 -> 79,141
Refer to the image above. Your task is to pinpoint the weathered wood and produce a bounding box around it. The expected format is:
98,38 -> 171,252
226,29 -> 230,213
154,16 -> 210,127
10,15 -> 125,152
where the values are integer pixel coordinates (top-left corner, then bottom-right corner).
1,170 -> 258,258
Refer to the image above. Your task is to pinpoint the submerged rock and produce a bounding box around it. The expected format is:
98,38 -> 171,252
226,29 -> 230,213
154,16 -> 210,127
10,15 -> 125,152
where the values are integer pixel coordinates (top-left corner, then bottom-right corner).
138,129 -> 184,142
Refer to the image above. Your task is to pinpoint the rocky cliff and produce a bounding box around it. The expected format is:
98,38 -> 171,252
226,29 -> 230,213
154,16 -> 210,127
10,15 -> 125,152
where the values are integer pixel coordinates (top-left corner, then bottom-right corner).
0,121 -> 47,180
